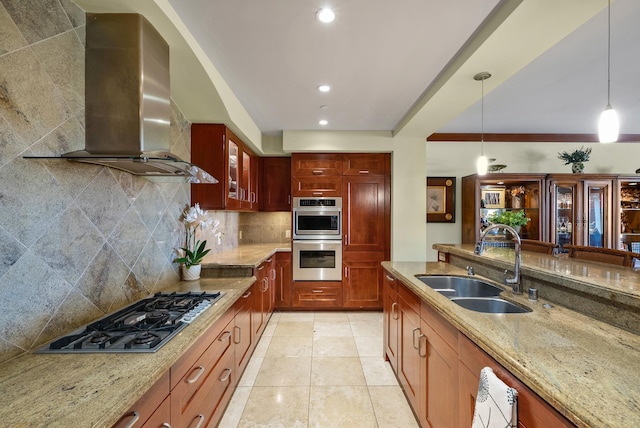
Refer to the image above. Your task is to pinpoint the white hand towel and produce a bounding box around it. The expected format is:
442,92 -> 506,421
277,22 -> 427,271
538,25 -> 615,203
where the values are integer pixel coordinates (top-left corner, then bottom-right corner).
472,367 -> 518,428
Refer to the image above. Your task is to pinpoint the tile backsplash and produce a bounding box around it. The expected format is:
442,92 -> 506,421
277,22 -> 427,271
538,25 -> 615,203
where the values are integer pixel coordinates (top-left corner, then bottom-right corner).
0,0 -> 242,363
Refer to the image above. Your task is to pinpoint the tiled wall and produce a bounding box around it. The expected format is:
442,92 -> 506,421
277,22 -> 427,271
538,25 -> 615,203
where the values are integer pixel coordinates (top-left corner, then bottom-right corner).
239,212 -> 291,244
0,0 -> 241,363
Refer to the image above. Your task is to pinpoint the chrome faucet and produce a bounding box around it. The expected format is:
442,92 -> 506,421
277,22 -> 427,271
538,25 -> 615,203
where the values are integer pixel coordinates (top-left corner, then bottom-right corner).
474,224 -> 523,294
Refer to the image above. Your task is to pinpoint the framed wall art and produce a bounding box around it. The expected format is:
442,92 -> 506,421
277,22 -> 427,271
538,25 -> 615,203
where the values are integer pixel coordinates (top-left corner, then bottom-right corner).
427,177 -> 455,223
481,187 -> 505,209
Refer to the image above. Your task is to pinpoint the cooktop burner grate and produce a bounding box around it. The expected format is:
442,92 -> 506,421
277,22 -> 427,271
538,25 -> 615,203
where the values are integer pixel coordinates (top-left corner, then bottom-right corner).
36,291 -> 224,354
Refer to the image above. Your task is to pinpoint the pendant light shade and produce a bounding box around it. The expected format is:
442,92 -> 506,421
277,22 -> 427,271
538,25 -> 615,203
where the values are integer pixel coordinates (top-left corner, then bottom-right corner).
474,72 -> 491,175
598,104 -> 619,143
598,0 -> 618,143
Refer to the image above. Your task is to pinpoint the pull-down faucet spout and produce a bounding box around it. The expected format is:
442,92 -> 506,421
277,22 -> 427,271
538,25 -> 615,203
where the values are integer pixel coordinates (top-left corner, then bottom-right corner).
474,224 -> 523,294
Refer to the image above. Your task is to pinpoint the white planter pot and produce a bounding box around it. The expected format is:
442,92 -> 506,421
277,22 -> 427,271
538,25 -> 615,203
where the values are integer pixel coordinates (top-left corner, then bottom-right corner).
181,264 -> 201,281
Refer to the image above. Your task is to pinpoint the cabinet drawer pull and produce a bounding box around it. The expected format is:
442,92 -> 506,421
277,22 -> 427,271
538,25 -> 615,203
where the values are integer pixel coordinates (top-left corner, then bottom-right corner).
161,423 -> 172,428
418,334 -> 427,358
344,266 -> 348,278
312,170 -> 323,175
257,265 -> 265,271
312,289 -> 324,293
385,274 -> 395,281
412,328 -> 421,350
190,414 -> 205,428
358,170 -> 370,174
312,192 -> 323,196
218,331 -> 232,342
391,302 -> 398,320
234,325 -> 241,344
187,366 -> 205,384
122,411 -> 140,428
242,291 -> 252,298
219,368 -> 232,382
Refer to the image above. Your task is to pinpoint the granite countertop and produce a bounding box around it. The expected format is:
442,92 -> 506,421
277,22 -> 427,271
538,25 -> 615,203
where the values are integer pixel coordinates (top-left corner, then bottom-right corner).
0,277 -> 254,428
382,259 -> 640,428
202,243 -> 290,268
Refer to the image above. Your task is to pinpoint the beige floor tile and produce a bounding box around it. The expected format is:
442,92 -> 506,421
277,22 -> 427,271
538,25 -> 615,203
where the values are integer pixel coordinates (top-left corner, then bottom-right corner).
278,311 -> 315,321
218,386 -> 251,428
311,357 -> 366,386
348,311 -> 383,322
369,385 -> 419,428
254,357 -> 312,387
266,335 -> 313,357
360,356 -> 399,386
312,336 -> 359,357
238,386 -> 310,428
262,318 -> 278,336
274,320 -> 315,336
350,319 -> 383,337
252,334 -> 273,358
313,320 -> 353,336
238,356 -> 263,387
313,311 -> 350,321
354,335 -> 384,357
309,386 -> 377,428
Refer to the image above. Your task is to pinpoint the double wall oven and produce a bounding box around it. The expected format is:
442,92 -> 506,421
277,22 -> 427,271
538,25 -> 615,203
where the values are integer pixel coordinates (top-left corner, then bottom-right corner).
292,197 -> 342,281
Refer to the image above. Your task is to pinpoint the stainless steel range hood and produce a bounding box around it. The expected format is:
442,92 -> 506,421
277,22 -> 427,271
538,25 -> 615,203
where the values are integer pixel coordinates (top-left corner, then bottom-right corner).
28,13 -> 217,183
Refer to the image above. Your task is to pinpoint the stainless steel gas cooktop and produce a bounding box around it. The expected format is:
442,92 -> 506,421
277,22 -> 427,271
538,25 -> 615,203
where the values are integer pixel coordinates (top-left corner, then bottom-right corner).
36,291 -> 224,354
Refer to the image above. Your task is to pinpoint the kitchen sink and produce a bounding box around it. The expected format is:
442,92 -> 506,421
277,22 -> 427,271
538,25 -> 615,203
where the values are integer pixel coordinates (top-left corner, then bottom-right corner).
415,275 -> 504,298
450,297 -> 532,314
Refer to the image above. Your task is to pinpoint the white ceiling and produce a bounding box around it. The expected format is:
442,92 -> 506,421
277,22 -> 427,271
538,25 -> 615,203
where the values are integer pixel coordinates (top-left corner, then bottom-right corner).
165,0 -> 640,138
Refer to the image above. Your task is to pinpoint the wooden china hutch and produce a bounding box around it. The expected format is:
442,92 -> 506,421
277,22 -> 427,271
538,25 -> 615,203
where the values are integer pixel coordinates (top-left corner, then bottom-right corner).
462,173 -> 640,252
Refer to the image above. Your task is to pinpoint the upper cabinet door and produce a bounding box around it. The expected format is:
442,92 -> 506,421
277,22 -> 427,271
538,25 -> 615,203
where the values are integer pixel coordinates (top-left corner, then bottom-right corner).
343,175 -> 389,253
227,139 -> 242,209
260,157 -> 291,211
291,153 -> 343,176
342,153 -> 390,176
582,180 -> 613,249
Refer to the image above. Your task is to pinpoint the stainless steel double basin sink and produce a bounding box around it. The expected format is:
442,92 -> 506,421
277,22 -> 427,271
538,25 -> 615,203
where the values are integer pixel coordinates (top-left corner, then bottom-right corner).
415,275 -> 531,314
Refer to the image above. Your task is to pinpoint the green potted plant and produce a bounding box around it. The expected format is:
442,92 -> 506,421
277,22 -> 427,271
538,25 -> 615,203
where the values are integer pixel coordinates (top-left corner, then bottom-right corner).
487,209 -> 530,234
557,146 -> 592,173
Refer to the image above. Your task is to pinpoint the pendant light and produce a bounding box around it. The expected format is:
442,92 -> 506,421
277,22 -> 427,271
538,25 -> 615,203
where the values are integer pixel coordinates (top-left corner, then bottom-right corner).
598,0 -> 618,143
474,72 -> 491,175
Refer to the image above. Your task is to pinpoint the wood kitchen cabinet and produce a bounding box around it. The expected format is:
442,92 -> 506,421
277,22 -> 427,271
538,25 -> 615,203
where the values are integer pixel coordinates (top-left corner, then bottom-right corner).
383,272 -> 399,372
291,153 -> 343,197
383,270 -> 576,428
274,252 -> 292,308
234,287 -> 254,376
617,176 -> 640,252
113,371 -> 170,428
547,174 -> 614,250
260,157 -> 291,211
191,124 -> 258,211
292,281 -> 343,308
253,257 -> 275,340
462,173 -> 547,245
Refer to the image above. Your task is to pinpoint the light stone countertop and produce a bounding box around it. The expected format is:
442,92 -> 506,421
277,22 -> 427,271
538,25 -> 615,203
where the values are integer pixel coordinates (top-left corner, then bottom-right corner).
202,243 -> 290,268
0,277 -> 254,428
383,257 -> 640,428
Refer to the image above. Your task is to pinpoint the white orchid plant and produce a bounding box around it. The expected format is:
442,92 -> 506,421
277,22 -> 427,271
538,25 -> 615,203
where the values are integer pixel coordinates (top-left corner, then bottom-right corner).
175,204 -> 220,268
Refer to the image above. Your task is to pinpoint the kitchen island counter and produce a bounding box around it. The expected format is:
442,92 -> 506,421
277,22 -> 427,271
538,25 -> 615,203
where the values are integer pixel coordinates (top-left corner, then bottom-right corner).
383,249 -> 640,427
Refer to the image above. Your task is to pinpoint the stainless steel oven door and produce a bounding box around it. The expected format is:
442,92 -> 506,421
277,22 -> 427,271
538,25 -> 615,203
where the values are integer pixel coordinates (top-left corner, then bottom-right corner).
292,240 -> 342,281
293,210 -> 341,240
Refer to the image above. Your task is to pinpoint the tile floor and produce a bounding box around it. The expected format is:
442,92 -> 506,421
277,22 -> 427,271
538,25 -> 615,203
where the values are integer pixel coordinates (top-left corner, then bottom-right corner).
218,311 -> 419,428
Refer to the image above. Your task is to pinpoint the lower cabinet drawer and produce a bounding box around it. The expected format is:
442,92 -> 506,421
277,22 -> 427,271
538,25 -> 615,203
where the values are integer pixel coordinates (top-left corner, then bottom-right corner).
171,318 -> 234,427
113,371 -> 170,428
292,282 -> 343,308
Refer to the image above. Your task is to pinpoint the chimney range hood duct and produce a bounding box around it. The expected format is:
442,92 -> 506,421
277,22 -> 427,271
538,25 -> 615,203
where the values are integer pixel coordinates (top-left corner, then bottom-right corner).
28,13 -> 217,183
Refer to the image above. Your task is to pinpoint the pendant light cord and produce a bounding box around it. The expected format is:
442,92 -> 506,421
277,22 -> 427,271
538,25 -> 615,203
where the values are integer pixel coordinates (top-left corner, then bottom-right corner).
606,0 -> 612,106
481,76 -> 485,155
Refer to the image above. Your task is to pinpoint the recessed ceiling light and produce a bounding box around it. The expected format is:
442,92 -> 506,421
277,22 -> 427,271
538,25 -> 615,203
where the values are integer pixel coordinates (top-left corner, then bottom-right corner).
316,8 -> 335,23
319,120 -> 328,126
318,85 -> 330,92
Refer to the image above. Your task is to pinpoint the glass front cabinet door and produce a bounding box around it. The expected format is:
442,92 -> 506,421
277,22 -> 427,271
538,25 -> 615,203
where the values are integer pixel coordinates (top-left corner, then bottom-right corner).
617,177 -> 640,252
548,176 -> 613,251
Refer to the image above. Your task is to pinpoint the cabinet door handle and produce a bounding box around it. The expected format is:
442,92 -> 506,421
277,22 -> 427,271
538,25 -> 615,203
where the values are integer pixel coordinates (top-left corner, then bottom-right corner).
218,331 -> 232,342
288,195 -> 291,204
312,170 -> 323,175
186,365 -> 205,384
122,411 -> 140,428
312,289 -> 324,293
257,265 -> 265,271
242,291 -> 252,299
344,266 -> 348,278
412,327 -> 421,350
418,334 -> 427,358
391,302 -> 398,320
234,325 -> 241,344
359,170 -> 370,174
270,269 -> 276,280
161,423 -> 172,428
385,274 -> 395,281
312,192 -> 323,196
219,368 -> 232,382
190,414 -> 205,428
